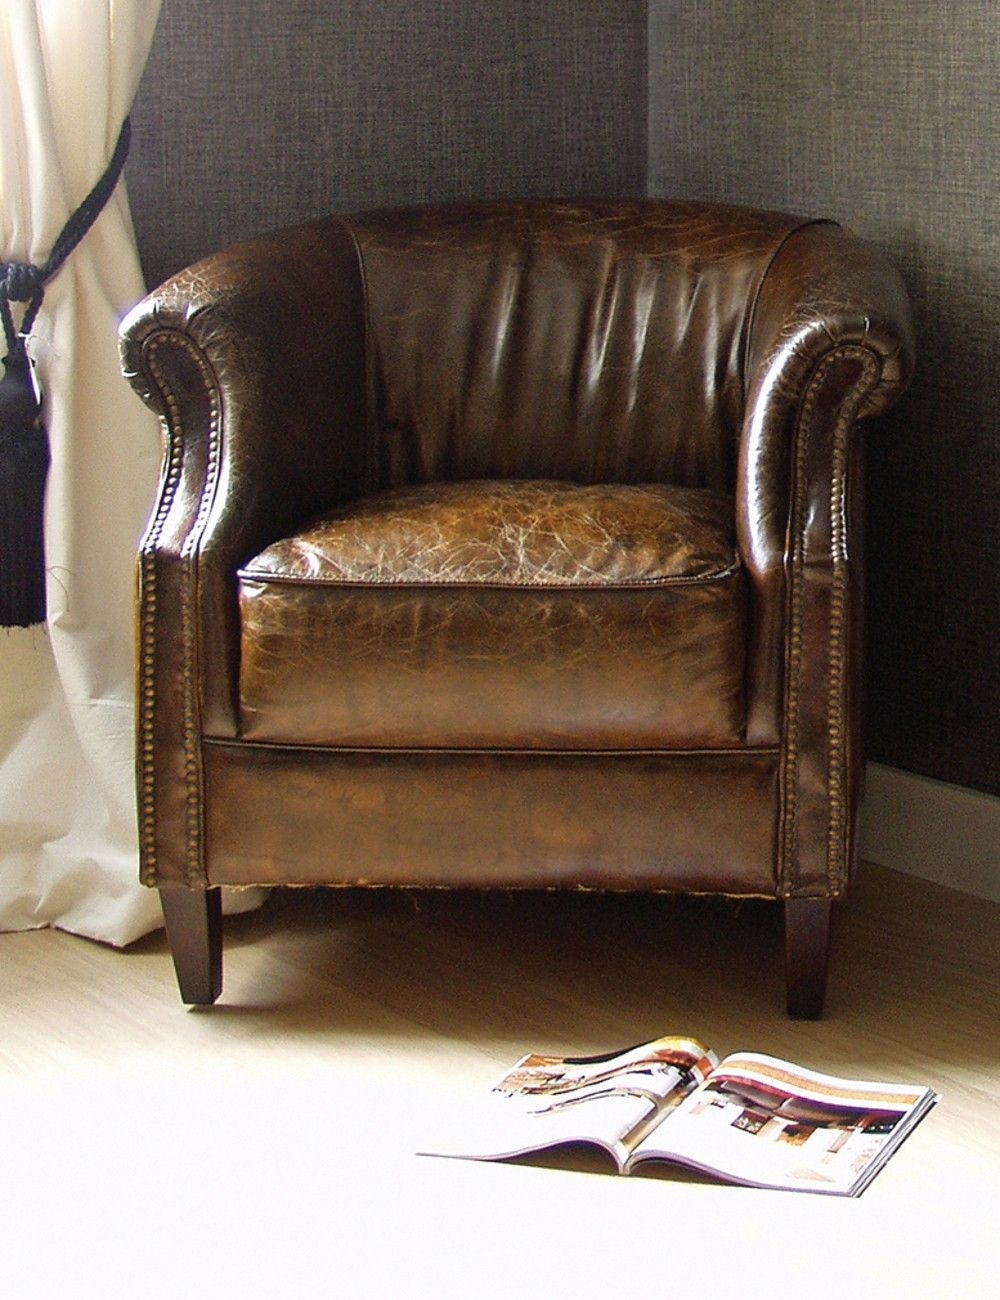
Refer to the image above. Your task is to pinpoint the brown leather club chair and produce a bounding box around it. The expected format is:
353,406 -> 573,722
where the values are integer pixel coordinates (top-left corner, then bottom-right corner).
120,200 -> 913,1017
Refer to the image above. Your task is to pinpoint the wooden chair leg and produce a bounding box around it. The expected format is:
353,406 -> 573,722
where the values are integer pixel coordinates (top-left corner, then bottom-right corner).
159,887 -> 223,1005
784,897 -> 832,1019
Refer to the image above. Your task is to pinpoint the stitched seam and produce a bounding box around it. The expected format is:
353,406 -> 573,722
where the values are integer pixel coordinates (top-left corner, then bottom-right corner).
740,219 -> 836,405
144,334 -> 223,887
203,737 -> 781,758
236,559 -> 744,591
339,217 -> 378,495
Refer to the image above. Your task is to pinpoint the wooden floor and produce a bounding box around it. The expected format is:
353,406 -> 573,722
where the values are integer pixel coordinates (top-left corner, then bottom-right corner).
3,862 -> 998,1298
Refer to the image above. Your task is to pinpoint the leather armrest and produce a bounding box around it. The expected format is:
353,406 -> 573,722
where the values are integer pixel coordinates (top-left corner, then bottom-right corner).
739,220 -> 915,582
120,215 -> 368,737
736,222 -> 915,822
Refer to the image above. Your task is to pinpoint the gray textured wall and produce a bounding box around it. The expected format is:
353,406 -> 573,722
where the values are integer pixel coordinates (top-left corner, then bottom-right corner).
649,1 -> 1000,797
127,1 -> 647,289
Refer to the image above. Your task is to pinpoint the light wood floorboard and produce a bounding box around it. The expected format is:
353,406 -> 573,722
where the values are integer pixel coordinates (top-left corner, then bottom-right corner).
2,862 -> 998,1298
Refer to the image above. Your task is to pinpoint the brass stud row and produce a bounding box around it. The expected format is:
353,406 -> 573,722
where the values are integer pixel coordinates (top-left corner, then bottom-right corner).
779,345 -> 880,898
139,333 -> 222,887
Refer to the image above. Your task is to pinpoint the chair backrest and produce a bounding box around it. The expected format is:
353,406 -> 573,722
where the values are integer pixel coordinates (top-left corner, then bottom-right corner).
345,200 -> 811,493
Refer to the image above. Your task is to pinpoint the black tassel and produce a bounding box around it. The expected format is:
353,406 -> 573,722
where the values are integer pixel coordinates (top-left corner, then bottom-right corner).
0,349 -> 49,627
0,116 -> 132,628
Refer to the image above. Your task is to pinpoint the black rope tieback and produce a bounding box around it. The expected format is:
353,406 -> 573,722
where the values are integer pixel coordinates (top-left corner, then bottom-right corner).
0,116 -> 132,628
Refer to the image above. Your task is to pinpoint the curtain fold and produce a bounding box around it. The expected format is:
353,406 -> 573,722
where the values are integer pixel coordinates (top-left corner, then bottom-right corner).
0,1 -> 259,944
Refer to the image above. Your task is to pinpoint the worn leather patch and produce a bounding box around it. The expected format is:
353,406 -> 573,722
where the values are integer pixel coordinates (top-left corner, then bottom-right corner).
238,479 -> 745,749
242,479 -> 739,588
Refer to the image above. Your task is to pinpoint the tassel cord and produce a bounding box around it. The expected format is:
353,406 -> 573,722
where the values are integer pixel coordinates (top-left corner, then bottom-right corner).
1,115 -> 132,364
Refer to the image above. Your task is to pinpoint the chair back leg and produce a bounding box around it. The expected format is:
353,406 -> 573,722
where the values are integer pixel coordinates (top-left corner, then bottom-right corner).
784,897 -> 832,1018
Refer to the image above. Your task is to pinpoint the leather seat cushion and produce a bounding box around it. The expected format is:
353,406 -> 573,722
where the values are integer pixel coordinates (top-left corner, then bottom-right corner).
236,480 -> 746,749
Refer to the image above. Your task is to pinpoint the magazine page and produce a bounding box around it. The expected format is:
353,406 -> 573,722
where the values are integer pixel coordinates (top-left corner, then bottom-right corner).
422,1037 -> 718,1171
629,1052 -> 938,1196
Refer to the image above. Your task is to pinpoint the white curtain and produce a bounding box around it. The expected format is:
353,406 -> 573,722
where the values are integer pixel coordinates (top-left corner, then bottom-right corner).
0,1 -> 257,945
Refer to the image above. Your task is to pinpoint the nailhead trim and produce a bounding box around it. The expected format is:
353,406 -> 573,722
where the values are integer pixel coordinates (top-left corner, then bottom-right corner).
137,332 -> 221,886
779,345 -> 880,897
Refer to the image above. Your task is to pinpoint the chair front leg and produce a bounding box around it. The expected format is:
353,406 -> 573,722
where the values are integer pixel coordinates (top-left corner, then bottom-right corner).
159,887 -> 223,1005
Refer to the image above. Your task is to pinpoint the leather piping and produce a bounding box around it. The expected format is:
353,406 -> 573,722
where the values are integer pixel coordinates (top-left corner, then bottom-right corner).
739,218 -> 838,404
236,561 -> 744,590
204,737 -> 782,758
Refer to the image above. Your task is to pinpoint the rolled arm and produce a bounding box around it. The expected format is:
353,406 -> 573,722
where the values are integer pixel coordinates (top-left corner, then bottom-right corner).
736,221 -> 915,896
121,213 -> 370,561
739,220 -> 915,582
120,215 -> 370,737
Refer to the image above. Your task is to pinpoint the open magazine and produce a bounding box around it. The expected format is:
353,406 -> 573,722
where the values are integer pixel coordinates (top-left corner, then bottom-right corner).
422,1036 -> 938,1197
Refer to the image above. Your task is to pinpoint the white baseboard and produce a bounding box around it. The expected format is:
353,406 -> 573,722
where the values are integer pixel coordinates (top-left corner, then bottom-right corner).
859,762 -> 1000,903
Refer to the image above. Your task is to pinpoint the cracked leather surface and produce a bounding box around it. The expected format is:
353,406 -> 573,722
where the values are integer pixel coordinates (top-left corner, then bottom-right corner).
241,479 -> 738,588
238,479 -> 745,749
